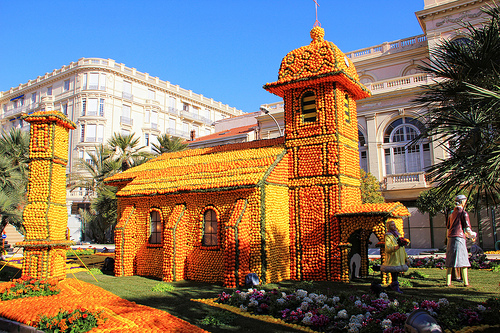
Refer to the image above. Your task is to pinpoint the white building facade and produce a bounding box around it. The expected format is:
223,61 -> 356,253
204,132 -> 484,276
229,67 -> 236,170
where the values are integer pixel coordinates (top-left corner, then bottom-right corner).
0,57 -> 242,241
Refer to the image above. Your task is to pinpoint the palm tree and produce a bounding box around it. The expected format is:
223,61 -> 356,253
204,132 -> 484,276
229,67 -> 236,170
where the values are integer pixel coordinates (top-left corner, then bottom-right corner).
107,133 -> 153,171
151,134 -> 188,155
0,128 -> 29,235
415,3 -> 500,209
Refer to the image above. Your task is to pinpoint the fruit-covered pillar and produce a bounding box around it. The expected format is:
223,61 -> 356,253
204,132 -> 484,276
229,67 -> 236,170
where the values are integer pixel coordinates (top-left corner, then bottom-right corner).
17,111 -> 76,280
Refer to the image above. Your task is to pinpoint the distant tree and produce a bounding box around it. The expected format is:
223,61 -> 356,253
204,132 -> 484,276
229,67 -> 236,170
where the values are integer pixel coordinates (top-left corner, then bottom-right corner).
360,169 -> 385,204
107,133 -> 152,171
152,134 -> 188,155
415,3 -> 500,211
416,187 -> 456,248
0,129 -> 29,235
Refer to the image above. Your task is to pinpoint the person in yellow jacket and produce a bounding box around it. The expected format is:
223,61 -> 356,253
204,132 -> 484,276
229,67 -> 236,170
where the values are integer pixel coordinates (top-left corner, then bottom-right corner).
381,220 -> 409,293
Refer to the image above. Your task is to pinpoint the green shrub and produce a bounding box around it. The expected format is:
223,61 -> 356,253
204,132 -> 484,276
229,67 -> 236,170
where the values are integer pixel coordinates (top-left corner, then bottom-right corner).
151,283 -> 175,292
200,310 -> 235,327
87,268 -> 103,275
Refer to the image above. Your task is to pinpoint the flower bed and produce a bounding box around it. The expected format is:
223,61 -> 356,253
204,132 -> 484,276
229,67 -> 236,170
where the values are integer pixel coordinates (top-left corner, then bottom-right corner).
0,278 -> 208,332
201,287 -> 500,333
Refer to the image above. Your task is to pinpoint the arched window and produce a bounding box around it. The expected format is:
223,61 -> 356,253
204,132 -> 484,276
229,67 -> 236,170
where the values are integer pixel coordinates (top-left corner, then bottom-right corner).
358,130 -> 368,172
202,209 -> 218,246
301,91 -> 317,123
149,210 -> 162,244
383,117 -> 431,175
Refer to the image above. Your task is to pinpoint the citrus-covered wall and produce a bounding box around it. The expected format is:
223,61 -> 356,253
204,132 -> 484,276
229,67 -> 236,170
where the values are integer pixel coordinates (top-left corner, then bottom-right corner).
114,183 -> 290,287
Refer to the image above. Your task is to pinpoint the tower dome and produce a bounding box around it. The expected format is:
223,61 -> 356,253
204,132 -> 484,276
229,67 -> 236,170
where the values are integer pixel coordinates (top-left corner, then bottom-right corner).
264,26 -> 370,100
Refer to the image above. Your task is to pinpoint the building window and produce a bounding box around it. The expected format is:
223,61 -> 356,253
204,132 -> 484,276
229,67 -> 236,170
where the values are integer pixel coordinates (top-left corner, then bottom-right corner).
47,87 -> 52,96
84,124 -> 104,143
123,81 -> 132,100
148,210 -> 162,244
82,98 -> 86,116
62,104 -> 68,115
88,98 -> 98,116
64,80 -> 70,91
344,94 -> 351,124
151,112 -> 158,129
148,89 -> 156,100
183,103 -> 189,112
145,133 -> 149,146
383,117 -> 431,175
80,124 -> 85,142
202,209 -> 218,246
359,130 -> 368,172
99,98 -> 105,116
84,73 -> 106,90
301,91 -> 317,123
31,92 -> 37,104
145,110 -> 150,123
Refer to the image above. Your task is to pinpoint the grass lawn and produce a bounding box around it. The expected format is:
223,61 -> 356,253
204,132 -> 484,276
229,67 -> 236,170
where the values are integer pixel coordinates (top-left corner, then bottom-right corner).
1,254 -> 499,332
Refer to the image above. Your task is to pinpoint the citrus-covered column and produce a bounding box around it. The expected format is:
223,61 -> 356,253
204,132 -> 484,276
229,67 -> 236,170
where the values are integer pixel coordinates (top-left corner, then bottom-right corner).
17,111 -> 76,281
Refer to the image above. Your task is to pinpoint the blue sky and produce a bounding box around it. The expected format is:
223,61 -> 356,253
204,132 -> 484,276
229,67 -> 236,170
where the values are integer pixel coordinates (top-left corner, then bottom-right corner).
0,0 -> 424,113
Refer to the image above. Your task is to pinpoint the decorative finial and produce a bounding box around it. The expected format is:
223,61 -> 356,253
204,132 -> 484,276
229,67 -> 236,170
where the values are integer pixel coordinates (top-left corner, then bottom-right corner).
313,0 -> 321,27
310,26 -> 325,42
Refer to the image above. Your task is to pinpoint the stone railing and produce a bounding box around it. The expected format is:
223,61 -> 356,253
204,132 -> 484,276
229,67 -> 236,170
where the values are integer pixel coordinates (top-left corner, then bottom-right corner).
345,34 -> 427,60
364,73 -> 429,95
382,172 -> 430,191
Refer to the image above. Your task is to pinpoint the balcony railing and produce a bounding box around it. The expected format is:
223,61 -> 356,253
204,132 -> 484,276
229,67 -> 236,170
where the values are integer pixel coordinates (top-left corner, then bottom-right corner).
167,107 -> 179,116
166,128 -> 189,139
122,92 -> 133,101
345,34 -> 427,60
84,85 -> 106,91
120,116 -> 133,126
364,73 -> 429,95
180,110 -> 212,124
84,137 -> 104,143
382,172 -> 430,191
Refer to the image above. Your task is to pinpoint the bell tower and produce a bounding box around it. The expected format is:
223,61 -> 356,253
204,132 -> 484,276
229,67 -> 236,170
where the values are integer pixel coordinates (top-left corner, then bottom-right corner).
18,110 -> 76,280
264,26 -> 371,281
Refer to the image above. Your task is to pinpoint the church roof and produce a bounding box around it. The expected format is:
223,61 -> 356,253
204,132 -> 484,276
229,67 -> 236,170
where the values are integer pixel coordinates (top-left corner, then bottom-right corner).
336,202 -> 410,218
105,137 -> 286,197
264,26 -> 371,100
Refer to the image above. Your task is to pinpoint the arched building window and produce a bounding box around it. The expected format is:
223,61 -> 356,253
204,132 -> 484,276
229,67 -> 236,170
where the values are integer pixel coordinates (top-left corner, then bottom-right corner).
149,210 -> 162,244
202,208 -> 218,246
358,130 -> 368,172
383,117 -> 431,175
301,91 -> 317,123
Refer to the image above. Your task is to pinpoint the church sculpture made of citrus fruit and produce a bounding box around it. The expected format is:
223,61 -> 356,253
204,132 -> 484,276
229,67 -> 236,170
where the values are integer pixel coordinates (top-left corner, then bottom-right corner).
104,26 -> 409,287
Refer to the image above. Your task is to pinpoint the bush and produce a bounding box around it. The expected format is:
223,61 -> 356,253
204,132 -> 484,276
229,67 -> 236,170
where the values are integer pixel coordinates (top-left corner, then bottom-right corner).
151,283 -> 175,292
35,307 -> 106,333
0,276 -> 59,301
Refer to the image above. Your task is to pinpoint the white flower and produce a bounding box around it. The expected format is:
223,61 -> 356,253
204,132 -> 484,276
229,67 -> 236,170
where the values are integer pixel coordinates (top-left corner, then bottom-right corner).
365,311 -> 371,319
347,326 -> 359,333
477,305 -> 486,311
296,289 -> 308,298
302,312 -> 313,325
303,297 -> 313,304
277,298 -> 286,305
316,294 -> 327,304
379,292 -> 389,300
331,296 -> 340,304
391,299 -> 399,307
356,314 -> 364,321
259,290 -> 265,294
336,309 -> 348,319
381,319 -> 392,329
239,292 -> 248,300
354,300 -> 362,307
438,298 -> 449,307
239,305 -> 248,312
300,301 -> 309,311
281,292 -> 287,298
248,299 -> 259,307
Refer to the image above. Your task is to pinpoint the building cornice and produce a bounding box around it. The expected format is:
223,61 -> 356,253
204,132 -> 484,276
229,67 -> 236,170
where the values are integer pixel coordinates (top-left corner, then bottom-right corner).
0,58 -> 242,116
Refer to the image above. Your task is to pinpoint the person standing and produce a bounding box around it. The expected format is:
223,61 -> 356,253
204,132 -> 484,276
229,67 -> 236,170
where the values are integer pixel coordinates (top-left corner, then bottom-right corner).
381,220 -> 409,293
445,194 -> 476,287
